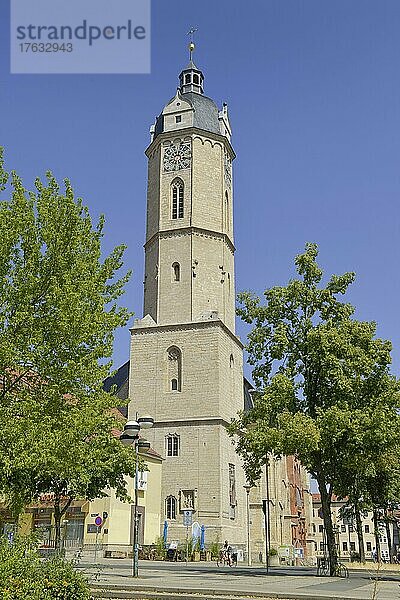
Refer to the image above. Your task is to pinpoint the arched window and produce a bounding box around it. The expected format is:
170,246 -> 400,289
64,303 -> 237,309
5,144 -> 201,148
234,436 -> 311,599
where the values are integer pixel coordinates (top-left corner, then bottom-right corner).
167,346 -> 182,391
172,262 -> 180,282
171,179 -> 184,220
166,434 -> 180,457
166,496 -> 177,520
230,354 -> 234,368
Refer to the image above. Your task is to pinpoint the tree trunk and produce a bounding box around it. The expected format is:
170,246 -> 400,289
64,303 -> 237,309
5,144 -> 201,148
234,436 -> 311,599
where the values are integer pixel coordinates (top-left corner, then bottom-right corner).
54,493 -> 73,554
316,474 -> 338,575
385,512 -> 392,563
354,503 -> 365,563
373,508 -> 381,563
54,494 -> 62,552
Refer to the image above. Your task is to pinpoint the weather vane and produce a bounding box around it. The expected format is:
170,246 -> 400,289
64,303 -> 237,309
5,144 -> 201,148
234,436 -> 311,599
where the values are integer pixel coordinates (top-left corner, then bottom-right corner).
187,27 -> 198,60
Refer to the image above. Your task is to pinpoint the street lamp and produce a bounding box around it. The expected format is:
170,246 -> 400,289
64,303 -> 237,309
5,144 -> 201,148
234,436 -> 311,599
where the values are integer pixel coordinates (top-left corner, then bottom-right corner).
263,455 -> 271,574
120,414 -> 154,577
244,484 -> 252,566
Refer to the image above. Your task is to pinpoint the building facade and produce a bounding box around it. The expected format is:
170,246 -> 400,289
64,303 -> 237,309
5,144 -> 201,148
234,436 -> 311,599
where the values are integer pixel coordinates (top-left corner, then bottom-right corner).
0,446 -> 162,556
311,494 -> 397,562
128,54 -> 248,548
249,456 -> 314,562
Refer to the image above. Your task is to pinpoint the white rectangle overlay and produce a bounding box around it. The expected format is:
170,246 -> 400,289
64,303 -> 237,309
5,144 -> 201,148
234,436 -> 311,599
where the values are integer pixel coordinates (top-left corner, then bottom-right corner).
11,0 -> 151,74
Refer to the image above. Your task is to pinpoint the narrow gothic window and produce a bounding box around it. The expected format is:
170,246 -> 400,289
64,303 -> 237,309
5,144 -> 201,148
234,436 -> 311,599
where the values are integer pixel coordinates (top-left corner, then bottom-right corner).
172,185 -> 178,219
229,464 -> 236,505
171,179 -> 184,220
167,346 -> 182,391
229,463 -> 236,519
166,434 -> 180,457
229,354 -> 234,368
178,187 -> 184,218
166,496 -> 177,520
225,191 -> 229,230
172,262 -> 180,282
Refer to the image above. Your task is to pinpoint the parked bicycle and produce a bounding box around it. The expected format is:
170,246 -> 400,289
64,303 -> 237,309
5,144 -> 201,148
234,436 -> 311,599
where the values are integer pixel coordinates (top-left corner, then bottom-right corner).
317,556 -> 349,578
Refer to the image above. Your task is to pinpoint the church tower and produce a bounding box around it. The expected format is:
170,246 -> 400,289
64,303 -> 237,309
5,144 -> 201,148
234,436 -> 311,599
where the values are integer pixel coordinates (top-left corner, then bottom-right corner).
128,46 -> 247,547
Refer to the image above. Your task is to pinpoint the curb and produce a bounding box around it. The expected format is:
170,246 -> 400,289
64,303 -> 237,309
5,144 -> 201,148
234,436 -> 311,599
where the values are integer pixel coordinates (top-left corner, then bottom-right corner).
90,583 -> 362,600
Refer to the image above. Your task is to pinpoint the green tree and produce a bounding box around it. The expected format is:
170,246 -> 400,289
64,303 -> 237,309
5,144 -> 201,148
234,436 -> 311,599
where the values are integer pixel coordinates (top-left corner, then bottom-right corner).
229,243 -> 399,574
330,403 -> 400,563
0,149 -> 137,548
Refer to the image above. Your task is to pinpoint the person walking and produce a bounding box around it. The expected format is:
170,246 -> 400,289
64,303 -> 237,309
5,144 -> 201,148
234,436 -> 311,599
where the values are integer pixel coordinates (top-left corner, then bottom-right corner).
222,540 -> 232,566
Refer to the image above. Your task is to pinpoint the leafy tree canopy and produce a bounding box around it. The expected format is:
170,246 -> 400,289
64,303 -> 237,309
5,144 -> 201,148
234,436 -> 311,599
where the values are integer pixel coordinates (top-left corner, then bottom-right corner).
0,149 -> 138,542
230,242 -> 400,570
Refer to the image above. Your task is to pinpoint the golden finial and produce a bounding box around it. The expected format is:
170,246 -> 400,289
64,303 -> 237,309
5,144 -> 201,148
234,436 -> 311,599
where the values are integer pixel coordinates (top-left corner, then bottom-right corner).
188,27 -> 197,60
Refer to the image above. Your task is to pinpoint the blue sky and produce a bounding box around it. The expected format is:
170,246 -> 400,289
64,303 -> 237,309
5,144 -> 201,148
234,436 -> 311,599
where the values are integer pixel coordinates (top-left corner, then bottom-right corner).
1,1 -> 399,381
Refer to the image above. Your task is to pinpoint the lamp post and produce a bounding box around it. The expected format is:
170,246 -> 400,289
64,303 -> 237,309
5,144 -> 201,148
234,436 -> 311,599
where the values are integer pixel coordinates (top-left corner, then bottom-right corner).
120,414 -> 154,578
263,456 -> 271,574
244,484 -> 252,566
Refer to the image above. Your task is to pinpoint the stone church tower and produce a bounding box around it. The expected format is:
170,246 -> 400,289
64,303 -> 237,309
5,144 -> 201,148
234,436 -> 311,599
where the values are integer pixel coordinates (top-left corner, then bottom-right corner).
128,51 -> 248,547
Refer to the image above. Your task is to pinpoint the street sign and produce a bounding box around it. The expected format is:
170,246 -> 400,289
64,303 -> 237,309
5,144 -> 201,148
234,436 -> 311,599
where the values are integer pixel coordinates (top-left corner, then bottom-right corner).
183,510 -> 193,527
94,516 -> 103,527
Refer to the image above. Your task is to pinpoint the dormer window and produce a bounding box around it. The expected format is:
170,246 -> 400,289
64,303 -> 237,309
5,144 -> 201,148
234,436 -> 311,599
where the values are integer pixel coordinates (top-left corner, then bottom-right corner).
175,115 -> 182,123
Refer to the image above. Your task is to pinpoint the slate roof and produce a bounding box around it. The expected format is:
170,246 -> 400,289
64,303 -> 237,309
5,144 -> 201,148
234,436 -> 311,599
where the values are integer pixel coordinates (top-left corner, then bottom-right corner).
243,377 -> 254,412
182,60 -> 201,71
103,360 -> 129,417
154,92 -> 220,139
182,92 -> 220,135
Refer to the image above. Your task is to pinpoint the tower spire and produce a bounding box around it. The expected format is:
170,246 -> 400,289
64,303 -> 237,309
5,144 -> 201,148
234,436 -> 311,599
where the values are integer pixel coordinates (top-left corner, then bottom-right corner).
179,27 -> 204,95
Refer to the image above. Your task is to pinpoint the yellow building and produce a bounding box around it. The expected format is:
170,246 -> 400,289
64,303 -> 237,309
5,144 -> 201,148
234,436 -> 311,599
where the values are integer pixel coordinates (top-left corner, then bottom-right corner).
0,445 -> 162,556
84,447 -> 162,555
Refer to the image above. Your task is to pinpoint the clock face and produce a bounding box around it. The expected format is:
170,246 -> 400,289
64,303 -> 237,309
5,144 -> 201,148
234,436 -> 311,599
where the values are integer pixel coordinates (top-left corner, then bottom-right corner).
224,153 -> 232,186
163,142 -> 191,172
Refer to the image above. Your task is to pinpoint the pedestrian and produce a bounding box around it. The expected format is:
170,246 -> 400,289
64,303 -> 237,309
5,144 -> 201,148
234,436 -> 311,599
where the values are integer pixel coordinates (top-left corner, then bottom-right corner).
371,547 -> 377,562
222,540 -> 232,566
231,547 -> 238,566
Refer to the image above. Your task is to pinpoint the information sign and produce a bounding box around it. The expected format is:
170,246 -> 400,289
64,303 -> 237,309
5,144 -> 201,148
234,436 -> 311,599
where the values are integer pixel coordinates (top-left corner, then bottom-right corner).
183,510 -> 193,527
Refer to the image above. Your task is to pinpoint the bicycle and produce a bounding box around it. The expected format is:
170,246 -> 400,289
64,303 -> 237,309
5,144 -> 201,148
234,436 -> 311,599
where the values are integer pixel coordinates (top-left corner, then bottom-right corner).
216,549 -> 237,567
333,562 -> 349,578
317,557 -> 349,578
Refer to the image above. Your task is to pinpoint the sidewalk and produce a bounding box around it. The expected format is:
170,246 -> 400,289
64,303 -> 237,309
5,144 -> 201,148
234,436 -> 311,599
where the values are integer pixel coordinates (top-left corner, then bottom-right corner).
80,559 -> 400,600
